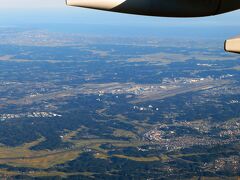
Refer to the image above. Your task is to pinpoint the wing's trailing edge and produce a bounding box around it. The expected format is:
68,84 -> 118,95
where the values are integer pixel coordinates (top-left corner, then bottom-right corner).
225,37 -> 240,54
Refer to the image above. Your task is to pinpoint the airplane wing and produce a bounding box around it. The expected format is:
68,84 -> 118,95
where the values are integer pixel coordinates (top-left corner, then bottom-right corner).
66,0 -> 240,54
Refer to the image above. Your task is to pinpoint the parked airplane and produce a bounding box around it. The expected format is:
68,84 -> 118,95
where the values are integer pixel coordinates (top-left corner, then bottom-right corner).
66,0 -> 240,54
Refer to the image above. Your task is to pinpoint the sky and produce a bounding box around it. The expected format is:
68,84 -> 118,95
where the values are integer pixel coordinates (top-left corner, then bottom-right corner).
1,0 -> 240,38
1,0 -> 63,8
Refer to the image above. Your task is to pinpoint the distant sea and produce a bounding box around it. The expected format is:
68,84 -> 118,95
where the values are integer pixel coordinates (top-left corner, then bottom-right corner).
8,23 -> 239,40
1,9 -> 240,40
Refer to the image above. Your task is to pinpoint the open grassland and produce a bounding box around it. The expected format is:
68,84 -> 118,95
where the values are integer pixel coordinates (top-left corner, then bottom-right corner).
0,136 -> 81,169
0,126 -> 148,170
1,150 -> 81,169
113,155 -> 160,162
